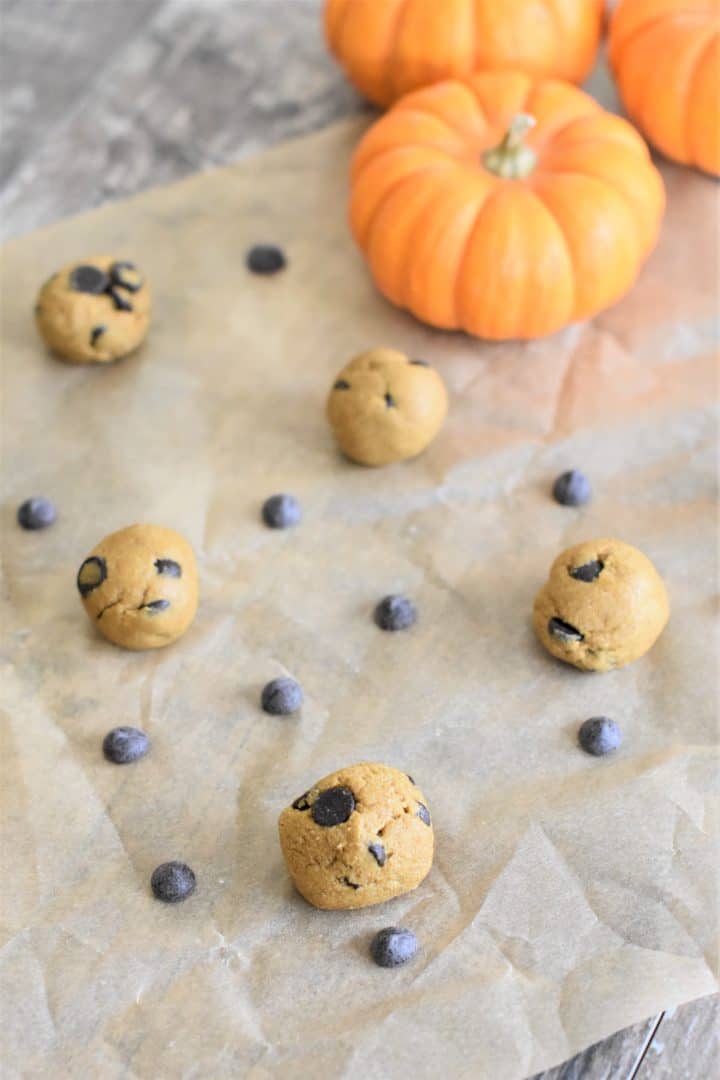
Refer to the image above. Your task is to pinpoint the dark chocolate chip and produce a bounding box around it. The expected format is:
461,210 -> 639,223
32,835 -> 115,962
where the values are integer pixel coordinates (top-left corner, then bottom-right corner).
370,927 -> 418,968
570,559 -> 604,583
108,286 -> 133,312
368,843 -> 386,867
246,244 -> 286,275
90,324 -> 107,347
333,379 -> 351,390
102,726 -> 150,764
292,792 -> 311,811
311,785 -> 355,827
155,558 -> 182,577
17,496 -> 57,530
341,876 -> 360,889
416,803 -> 431,826
406,774 -> 416,785
548,616 -> 584,642
150,861 -> 196,903
262,493 -> 301,529
77,556 -> 107,596
70,264 -> 110,294
410,358 -> 430,366
552,470 -> 592,507
578,716 -> 622,756
384,392 -> 397,408
109,261 -> 143,292
374,595 -> 417,632
261,676 -> 303,715
141,599 -> 171,613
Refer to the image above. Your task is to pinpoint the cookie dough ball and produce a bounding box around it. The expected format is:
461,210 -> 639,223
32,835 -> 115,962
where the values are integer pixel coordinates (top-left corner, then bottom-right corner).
77,524 -> 198,650
533,538 -> 669,672
35,256 -> 150,363
278,762 -> 433,910
326,347 -> 448,466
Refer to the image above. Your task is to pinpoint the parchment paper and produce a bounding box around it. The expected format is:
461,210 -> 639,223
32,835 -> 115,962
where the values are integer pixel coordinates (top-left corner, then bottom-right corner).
1,107 -> 718,1079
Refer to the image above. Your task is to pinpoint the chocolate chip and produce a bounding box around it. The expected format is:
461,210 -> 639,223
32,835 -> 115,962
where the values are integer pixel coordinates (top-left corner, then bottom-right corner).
311,785 -> 355,827
333,379 -> 350,390
90,325 -> 107,347
246,244 -> 286,275
292,792 -> 311,811
70,264 -> 109,294
370,927 -> 418,968
261,676 -> 303,715
155,558 -> 182,577
416,803 -> 431,826
570,559 -> 604,582
578,716 -> 622,756
77,556 -> 107,596
406,774 -> 416,785
548,616 -> 584,642
17,496 -> 57,530
374,595 -> 417,632
262,493 -> 301,529
368,843 -> 386,867
109,261 -> 143,292
552,470 -> 592,507
141,599 -> 171,613
410,358 -> 429,366
150,861 -> 196,903
108,286 -> 133,312
384,392 -> 397,407
341,876 -> 360,889
102,726 -> 150,764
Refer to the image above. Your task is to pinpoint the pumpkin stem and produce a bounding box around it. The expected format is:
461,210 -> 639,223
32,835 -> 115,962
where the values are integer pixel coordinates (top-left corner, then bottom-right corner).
483,113 -> 538,180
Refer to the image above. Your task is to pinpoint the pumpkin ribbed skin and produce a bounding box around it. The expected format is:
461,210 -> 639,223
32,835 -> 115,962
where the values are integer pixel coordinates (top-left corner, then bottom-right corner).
349,72 -> 665,341
609,0 -> 720,176
325,0 -> 604,107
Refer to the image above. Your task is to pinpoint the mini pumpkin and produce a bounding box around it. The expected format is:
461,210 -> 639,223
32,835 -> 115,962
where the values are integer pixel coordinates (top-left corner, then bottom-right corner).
350,72 -> 665,340
609,0 -> 720,176
325,0 -> 604,108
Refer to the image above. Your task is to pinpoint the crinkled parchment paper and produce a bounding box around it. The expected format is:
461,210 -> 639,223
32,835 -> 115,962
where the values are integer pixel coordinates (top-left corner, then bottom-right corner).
1,99 -> 718,1079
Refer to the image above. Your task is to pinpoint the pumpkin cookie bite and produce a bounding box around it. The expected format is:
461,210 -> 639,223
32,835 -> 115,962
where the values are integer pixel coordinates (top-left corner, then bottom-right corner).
279,763 -> 433,910
327,346 -> 447,466
533,538 -> 669,672
35,256 -> 150,363
76,524 -> 198,650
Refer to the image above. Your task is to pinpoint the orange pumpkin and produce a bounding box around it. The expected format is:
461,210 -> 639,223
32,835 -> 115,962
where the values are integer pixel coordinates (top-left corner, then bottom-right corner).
609,0 -> 720,176
325,0 -> 604,108
349,72 -> 665,340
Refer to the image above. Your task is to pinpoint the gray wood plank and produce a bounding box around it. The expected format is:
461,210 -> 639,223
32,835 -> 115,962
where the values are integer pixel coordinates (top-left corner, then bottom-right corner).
0,0 -> 363,239
530,1015 -> 661,1080
0,0 -> 165,188
639,996 -> 719,1079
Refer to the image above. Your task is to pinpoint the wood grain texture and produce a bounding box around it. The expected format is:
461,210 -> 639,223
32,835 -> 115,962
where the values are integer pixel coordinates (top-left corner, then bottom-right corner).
0,2 -> 716,1078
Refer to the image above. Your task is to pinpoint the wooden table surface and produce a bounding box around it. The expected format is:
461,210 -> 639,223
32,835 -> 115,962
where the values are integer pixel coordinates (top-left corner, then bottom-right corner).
1,2 -> 717,1076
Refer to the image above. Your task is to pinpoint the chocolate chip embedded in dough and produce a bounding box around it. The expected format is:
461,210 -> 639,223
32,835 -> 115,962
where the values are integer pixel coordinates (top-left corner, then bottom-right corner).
311,785 -> 355,827
570,560 -> 604,582
109,261 -> 143,292
90,325 -> 107,347
70,264 -> 110,294
548,616 -> 584,642
155,558 -> 182,577
141,599 -> 171,613
409,358 -> 429,366
368,843 -> 386,866
109,287 -> 133,312
292,792 -> 311,811
333,379 -> 351,390
341,876 -> 361,889
77,555 -> 107,596
384,392 -> 397,408
416,803 -> 431,826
